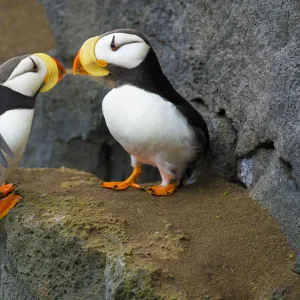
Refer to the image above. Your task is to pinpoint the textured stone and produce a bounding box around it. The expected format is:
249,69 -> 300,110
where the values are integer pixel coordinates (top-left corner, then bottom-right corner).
238,147 -> 275,188
192,101 -> 237,180
251,153 -> 300,272
30,0 -> 300,270
0,169 -> 184,300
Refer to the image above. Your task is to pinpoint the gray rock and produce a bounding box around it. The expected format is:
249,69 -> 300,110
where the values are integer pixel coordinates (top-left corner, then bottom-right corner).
251,154 -> 300,272
270,288 -> 286,300
294,254 -> 300,275
34,0 -> 300,269
238,148 -> 275,188
192,101 -> 237,180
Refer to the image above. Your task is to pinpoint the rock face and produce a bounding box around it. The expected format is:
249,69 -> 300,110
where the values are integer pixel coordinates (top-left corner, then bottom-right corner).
22,0 -> 300,271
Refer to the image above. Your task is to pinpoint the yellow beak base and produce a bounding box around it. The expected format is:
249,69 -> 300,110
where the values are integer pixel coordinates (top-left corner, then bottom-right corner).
34,53 -> 66,93
73,36 -> 109,77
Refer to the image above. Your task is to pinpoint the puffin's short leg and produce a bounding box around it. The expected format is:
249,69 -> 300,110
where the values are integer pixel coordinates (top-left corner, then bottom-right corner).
100,156 -> 143,190
0,182 -> 16,197
146,164 -> 177,196
0,194 -> 22,219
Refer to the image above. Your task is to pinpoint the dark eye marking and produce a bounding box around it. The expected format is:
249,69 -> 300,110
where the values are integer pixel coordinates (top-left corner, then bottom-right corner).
29,56 -> 38,72
110,35 -> 143,52
7,56 -> 38,81
110,35 -> 118,51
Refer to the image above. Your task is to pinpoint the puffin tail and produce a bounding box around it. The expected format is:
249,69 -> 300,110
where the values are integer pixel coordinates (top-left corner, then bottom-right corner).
178,148 -> 212,188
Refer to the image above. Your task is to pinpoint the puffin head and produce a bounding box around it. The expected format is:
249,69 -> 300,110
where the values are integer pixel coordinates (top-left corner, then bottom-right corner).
73,29 -> 154,79
1,53 -> 66,97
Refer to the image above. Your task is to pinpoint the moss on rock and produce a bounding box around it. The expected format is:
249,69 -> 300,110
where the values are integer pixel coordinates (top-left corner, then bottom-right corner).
0,169 -> 186,300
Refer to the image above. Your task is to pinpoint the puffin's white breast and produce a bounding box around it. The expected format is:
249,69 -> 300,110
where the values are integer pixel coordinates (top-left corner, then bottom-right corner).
0,109 -> 34,183
102,84 -> 196,168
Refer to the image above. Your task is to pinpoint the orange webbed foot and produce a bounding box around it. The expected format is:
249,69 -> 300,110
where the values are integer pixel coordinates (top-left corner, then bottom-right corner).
0,194 -> 22,219
100,166 -> 143,191
146,182 -> 177,196
100,180 -> 143,191
0,182 -> 16,197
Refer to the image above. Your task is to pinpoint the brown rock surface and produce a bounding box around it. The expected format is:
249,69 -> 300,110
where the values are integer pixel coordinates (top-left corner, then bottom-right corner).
0,168 -> 299,299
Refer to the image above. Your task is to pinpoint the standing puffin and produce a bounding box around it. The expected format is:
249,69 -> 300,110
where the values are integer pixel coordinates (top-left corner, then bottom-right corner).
0,54 -> 66,218
73,29 -> 209,196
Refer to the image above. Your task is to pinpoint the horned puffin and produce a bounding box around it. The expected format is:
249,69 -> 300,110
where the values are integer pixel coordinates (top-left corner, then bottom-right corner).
0,54 -> 66,218
73,29 -> 209,196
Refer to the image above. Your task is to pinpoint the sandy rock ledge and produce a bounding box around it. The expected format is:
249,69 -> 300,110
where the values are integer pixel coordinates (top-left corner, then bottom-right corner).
0,168 -> 300,300
0,169 -> 186,300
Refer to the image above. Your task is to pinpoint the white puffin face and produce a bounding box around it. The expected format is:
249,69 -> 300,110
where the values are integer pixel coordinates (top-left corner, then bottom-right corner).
3,55 -> 48,97
95,33 -> 151,69
73,32 -> 152,77
2,54 -> 66,97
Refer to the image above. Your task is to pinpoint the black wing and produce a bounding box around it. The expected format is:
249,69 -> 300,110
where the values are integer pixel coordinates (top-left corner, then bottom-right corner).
152,75 -> 210,184
174,100 -> 209,187
175,102 -> 209,153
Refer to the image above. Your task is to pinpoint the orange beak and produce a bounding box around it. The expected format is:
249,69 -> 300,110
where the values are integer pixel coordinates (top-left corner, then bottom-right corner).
52,57 -> 67,82
73,50 -> 89,75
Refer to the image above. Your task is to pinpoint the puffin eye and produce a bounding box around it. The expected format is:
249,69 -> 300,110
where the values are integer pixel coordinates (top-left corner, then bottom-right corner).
110,35 -> 118,51
29,57 -> 38,72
